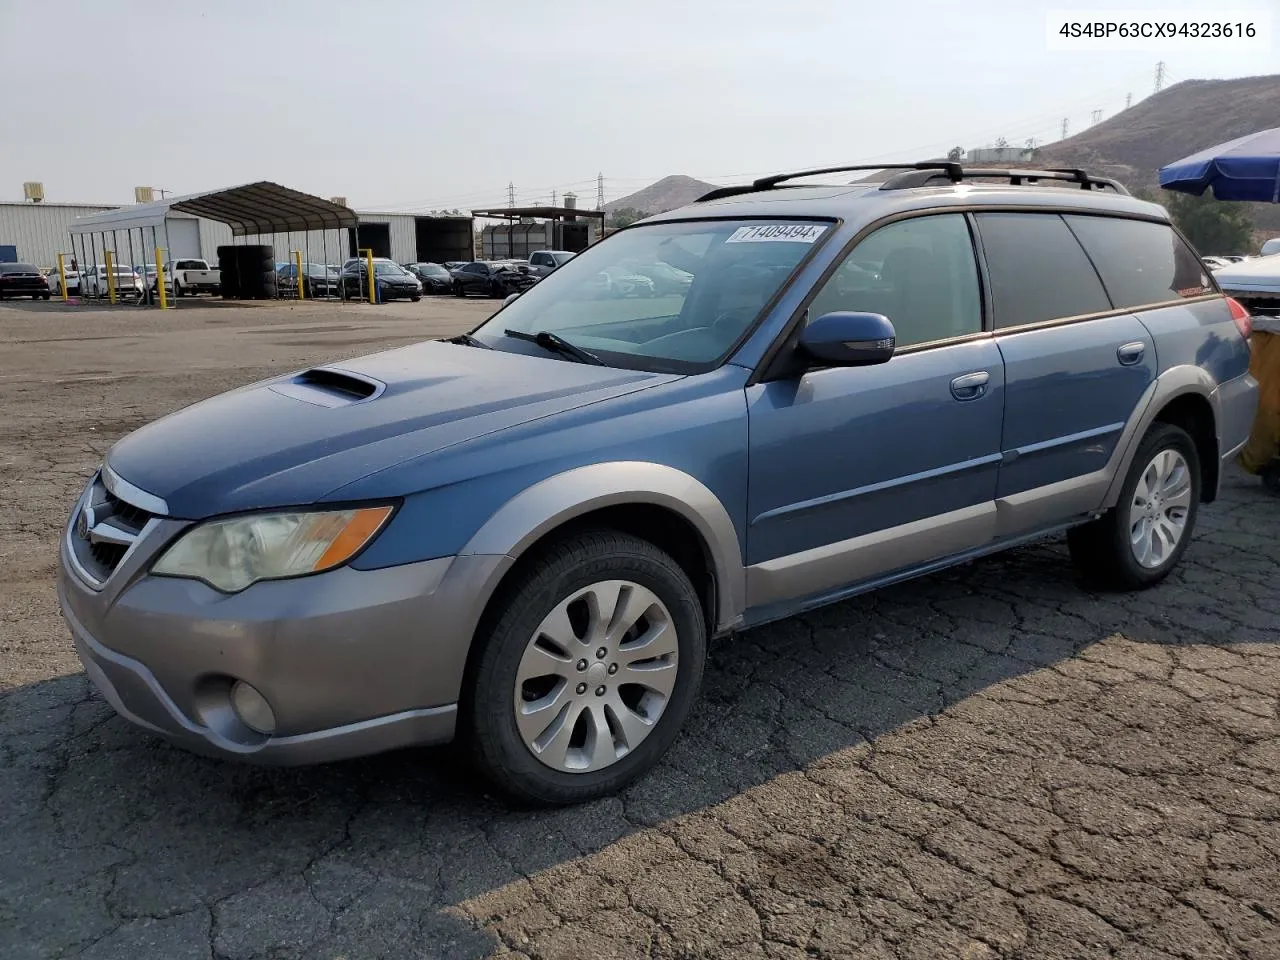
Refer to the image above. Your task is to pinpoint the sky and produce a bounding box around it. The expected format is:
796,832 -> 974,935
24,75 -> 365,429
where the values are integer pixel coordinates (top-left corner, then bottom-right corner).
1,0 -> 1275,211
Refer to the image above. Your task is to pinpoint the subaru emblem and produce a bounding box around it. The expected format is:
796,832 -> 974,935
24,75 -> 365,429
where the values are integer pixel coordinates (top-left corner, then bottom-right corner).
76,505 -> 95,540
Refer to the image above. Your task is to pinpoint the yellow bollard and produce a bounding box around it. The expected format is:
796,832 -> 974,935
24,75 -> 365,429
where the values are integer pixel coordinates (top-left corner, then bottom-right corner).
155,248 -> 169,309
104,250 -> 117,304
294,250 -> 305,300
362,248 -> 376,304
56,253 -> 69,303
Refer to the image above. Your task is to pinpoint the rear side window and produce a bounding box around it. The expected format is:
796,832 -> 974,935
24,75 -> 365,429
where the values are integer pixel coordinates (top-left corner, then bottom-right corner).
807,213 -> 982,348
975,213 -> 1111,328
1064,215 -> 1212,306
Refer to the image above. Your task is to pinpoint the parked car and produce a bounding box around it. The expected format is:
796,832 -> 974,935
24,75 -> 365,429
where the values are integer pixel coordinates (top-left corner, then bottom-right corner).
404,262 -> 454,294
451,260 -> 539,298
339,258 -> 422,301
442,261 -> 470,271
47,264 -> 81,295
153,259 -> 220,296
584,265 -> 656,298
527,250 -> 575,278
58,163 -> 1257,805
620,258 -> 694,295
0,262 -> 51,299
277,262 -> 340,298
82,264 -> 143,299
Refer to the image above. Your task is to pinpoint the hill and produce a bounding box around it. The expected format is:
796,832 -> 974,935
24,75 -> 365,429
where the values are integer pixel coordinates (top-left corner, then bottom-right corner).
1033,74 -> 1280,230
604,175 -> 718,215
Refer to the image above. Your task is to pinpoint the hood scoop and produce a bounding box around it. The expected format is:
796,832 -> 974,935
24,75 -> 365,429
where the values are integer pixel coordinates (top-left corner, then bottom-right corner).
268,367 -> 385,407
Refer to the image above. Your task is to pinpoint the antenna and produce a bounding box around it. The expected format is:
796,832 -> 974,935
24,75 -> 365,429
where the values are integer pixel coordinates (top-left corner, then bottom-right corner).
596,173 -> 605,211
1061,117 -> 1069,140
1155,61 -> 1166,93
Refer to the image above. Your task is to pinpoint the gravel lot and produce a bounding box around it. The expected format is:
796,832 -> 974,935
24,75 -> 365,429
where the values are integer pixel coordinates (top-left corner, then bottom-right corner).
2,298 -> 1277,960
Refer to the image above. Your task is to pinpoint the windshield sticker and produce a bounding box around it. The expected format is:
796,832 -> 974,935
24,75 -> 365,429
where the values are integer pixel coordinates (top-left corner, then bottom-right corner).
725,224 -> 827,244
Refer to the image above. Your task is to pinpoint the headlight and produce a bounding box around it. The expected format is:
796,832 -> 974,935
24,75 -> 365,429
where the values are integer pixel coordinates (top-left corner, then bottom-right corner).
152,506 -> 393,593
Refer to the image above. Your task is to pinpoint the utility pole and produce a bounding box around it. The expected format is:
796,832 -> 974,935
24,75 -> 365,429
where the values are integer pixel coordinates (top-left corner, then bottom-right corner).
1091,109 -> 1102,125
1061,117 -> 1069,140
1155,61 -> 1166,93
507,182 -> 515,208
596,173 -> 605,212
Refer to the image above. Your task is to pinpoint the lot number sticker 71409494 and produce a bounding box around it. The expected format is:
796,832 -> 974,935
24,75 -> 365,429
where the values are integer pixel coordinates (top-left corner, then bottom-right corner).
725,224 -> 828,244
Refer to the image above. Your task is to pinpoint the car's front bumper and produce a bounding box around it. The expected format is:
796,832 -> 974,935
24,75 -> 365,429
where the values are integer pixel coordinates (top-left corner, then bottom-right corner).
57,478 -> 509,765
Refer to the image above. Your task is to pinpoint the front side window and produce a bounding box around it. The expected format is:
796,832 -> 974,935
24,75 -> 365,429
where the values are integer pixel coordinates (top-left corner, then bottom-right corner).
807,214 -> 982,348
975,213 -> 1112,329
1064,215 -> 1212,307
475,219 -> 832,372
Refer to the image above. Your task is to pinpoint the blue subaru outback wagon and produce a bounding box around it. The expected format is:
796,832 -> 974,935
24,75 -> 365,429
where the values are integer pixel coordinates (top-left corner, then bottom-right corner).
59,163 -> 1258,804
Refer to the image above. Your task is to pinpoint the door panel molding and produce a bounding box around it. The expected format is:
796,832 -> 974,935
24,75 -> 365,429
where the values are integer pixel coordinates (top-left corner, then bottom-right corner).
745,502 -> 996,609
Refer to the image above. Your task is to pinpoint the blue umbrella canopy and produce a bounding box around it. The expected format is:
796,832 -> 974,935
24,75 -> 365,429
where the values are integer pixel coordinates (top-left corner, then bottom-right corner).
1158,127 -> 1280,202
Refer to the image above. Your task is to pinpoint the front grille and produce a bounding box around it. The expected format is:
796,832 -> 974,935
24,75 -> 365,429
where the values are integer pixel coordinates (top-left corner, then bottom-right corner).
68,472 -> 161,585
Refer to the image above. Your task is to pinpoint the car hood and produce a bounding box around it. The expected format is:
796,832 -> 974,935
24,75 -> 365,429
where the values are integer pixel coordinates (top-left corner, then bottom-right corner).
105,340 -> 678,518
1213,253 -> 1280,294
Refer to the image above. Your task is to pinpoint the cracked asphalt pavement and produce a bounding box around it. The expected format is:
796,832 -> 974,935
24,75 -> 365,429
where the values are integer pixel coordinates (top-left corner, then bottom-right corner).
2,300 -> 1278,960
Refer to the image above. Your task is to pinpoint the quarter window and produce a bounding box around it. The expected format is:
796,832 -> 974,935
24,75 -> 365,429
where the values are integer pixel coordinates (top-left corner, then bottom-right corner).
974,213 -> 1111,329
1064,215 -> 1212,307
808,214 -> 982,348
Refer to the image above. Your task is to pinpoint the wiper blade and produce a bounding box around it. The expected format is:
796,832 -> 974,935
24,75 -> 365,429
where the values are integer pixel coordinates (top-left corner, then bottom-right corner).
504,329 -> 604,365
449,332 -> 491,349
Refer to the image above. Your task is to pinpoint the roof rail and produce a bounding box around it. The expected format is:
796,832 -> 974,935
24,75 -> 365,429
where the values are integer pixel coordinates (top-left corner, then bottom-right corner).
695,162 -> 963,202
878,166 -> 1129,194
694,162 -> 1129,202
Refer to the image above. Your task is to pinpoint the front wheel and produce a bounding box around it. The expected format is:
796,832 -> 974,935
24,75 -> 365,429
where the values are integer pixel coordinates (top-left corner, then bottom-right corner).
466,531 -> 707,805
1068,422 -> 1200,589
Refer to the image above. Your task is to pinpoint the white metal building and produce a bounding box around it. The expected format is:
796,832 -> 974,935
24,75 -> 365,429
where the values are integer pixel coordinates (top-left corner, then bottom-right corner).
2,195 -> 472,270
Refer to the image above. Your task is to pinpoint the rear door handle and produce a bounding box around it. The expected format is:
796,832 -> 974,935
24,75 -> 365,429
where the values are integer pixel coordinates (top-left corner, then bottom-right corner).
1117,341 -> 1146,365
950,370 -> 990,401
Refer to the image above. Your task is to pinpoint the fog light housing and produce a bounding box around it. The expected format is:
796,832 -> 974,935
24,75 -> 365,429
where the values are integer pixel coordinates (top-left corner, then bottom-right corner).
230,681 -> 276,735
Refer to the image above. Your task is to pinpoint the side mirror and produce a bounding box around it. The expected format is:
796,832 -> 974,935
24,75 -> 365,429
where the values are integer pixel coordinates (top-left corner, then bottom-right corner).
503,292 -> 521,307
798,311 -> 895,367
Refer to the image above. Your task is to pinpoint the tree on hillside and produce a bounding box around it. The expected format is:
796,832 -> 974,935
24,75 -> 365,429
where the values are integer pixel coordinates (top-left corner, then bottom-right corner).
607,206 -> 646,228
947,146 -> 964,162
1135,188 -> 1255,255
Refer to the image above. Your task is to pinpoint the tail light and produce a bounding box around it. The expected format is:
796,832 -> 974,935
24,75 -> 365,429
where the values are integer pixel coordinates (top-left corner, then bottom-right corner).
1226,297 -> 1253,340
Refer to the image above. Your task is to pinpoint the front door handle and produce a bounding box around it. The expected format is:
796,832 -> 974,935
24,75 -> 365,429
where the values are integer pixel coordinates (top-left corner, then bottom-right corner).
950,370 -> 990,401
1117,341 -> 1146,366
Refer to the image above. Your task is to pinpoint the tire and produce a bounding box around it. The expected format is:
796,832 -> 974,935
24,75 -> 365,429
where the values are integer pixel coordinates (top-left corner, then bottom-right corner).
1261,462 -> 1280,495
41,293 -> 50,301
453,282 -> 465,298
466,530 -> 707,805
1068,422 -> 1200,590
411,295 -> 421,302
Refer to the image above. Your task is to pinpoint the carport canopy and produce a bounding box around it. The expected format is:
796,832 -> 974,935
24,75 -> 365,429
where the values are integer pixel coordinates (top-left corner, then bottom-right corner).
68,181 -> 359,236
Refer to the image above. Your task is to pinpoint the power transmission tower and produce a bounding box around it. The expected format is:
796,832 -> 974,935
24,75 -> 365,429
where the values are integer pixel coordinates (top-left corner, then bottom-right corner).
551,190 -> 557,207
507,183 -> 515,208
1091,109 -> 1102,125
596,173 -> 605,211
1155,61 -> 1166,93
1125,92 -> 1132,109
1025,137 -> 1038,151
1061,117 -> 1069,140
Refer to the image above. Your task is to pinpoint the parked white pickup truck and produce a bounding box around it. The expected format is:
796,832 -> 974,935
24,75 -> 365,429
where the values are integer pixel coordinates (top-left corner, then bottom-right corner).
155,258 -> 221,296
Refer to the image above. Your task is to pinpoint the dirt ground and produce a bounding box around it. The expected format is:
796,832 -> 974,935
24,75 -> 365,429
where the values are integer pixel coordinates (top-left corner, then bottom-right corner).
2,298 -> 1278,960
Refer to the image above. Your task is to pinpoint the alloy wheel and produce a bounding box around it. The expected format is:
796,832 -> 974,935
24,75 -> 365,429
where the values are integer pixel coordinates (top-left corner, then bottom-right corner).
1128,448 -> 1192,568
513,579 -> 678,773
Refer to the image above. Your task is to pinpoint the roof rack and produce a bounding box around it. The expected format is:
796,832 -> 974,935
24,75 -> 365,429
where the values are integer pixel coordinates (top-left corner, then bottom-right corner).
878,166 -> 1129,194
694,162 -> 1128,202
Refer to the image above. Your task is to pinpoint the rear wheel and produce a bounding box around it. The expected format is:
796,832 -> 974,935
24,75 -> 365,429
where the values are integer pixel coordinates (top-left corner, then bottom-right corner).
467,531 -> 706,805
453,282 -> 465,297
1068,422 -> 1200,589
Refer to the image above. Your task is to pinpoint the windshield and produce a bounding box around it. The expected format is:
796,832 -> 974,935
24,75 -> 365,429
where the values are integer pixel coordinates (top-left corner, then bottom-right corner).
474,219 -> 830,372
417,264 -> 450,277
551,252 -> 574,266
374,262 -> 407,276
